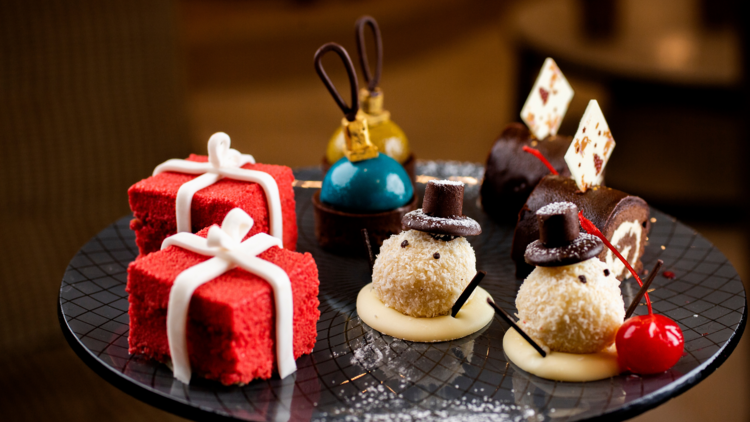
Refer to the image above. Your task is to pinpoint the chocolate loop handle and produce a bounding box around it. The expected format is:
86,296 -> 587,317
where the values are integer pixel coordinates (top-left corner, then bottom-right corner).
355,16 -> 383,92
314,43 -> 360,122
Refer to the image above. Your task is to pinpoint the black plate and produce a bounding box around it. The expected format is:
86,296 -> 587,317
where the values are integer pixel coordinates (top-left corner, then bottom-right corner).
58,162 -> 746,421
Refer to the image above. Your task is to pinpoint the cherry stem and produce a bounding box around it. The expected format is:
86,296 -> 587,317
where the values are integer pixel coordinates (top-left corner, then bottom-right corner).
578,211 -> 653,315
522,146 -> 559,175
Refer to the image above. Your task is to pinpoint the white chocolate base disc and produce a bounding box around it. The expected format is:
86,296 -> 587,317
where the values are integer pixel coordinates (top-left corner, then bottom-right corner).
356,283 -> 494,342
503,328 -> 621,382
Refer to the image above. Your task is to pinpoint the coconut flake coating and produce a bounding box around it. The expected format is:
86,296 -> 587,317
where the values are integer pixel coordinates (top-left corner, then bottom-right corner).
372,230 -> 476,318
516,258 -> 624,354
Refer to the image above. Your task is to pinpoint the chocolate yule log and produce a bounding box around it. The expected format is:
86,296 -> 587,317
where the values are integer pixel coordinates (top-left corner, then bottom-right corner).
511,175 -> 650,280
481,123 -> 572,223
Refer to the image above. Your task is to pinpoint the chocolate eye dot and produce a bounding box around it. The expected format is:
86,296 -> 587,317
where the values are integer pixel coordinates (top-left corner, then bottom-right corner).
578,275 -> 587,283
433,252 -> 440,259
401,240 -> 409,248
603,269 -> 610,276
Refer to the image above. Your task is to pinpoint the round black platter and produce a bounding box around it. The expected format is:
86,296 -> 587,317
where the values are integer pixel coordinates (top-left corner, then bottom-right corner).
58,162 -> 746,421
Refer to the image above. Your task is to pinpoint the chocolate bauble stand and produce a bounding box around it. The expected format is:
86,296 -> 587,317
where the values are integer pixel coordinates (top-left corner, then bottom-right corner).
313,192 -> 417,255
480,123 -> 571,223
322,153 -> 417,186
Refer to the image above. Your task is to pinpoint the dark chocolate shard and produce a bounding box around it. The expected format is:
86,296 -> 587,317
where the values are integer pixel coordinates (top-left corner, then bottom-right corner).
625,260 -> 663,319
487,298 -> 546,358
362,228 -> 375,272
451,271 -> 486,318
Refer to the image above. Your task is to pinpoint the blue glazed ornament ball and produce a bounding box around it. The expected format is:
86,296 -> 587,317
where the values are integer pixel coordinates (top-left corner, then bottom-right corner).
320,153 -> 413,213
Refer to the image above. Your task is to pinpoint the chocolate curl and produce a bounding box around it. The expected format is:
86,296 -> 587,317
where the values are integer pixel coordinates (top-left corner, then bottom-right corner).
578,211 -> 652,314
625,260 -> 663,319
313,43 -> 359,122
361,228 -> 375,272
355,16 -> 383,92
522,146 -> 559,175
451,271 -> 486,317
487,298 -> 547,358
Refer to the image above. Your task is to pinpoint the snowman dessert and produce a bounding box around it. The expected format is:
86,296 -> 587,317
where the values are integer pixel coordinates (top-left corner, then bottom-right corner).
357,180 -> 495,342
504,201 -> 625,381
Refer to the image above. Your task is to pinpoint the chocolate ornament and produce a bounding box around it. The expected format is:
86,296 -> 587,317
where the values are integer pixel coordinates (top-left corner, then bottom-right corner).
402,180 -> 481,238
321,16 -> 415,182
312,42 -> 416,255
524,202 -> 603,267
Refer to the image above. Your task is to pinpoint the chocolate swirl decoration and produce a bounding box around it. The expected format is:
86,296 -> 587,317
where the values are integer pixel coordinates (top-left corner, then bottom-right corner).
314,43 -> 360,122
355,15 -> 383,93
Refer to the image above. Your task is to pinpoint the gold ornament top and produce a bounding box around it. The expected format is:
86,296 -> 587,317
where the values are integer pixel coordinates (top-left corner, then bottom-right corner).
360,87 -> 384,115
344,113 -> 379,162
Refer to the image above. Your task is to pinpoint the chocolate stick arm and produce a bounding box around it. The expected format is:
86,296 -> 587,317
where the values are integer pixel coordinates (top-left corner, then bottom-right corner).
487,298 -> 547,358
451,271 -> 486,317
625,260 -> 663,319
361,228 -> 375,272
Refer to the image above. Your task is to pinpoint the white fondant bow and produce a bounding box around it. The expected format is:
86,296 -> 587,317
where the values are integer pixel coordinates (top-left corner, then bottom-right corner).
153,132 -> 283,243
161,208 -> 296,384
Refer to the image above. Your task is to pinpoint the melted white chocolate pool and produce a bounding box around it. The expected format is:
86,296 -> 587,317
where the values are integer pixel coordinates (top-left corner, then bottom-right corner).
503,328 -> 621,382
356,283 -> 494,342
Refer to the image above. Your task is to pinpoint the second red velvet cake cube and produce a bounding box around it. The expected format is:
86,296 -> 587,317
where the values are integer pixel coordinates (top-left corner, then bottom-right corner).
127,225 -> 319,385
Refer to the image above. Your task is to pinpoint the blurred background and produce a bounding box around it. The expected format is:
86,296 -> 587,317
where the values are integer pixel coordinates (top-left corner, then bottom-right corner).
0,0 -> 747,420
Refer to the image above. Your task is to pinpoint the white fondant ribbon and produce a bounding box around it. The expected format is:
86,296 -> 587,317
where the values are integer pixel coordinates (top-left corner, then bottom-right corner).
161,208 -> 296,384
153,132 -> 283,243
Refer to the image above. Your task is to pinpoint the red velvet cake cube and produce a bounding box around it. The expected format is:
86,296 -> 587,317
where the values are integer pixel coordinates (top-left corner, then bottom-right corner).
128,154 -> 298,256
126,226 -> 320,385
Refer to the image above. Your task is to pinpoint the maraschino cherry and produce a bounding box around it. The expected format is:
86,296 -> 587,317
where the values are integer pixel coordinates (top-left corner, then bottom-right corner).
579,212 -> 684,375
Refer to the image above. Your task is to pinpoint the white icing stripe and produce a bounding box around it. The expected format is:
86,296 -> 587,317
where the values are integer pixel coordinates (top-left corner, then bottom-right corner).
174,173 -> 221,233
605,220 -> 642,279
161,208 -> 295,384
152,132 -> 284,244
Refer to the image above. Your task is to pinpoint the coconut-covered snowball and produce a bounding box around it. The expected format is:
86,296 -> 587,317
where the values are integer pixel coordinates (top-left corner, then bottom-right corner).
372,230 -> 476,318
516,258 -> 624,354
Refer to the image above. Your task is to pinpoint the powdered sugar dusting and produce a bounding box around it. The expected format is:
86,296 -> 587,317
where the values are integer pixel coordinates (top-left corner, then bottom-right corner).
430,179 -> 464,187
404,209 -> 481,231
314,386 -> 539,422
537,201 -> 576,216
318,329 -> 537,422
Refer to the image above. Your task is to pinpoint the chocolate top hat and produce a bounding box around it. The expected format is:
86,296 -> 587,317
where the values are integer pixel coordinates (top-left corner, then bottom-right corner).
402,180 -> 481,238
524,202 -> 603,267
